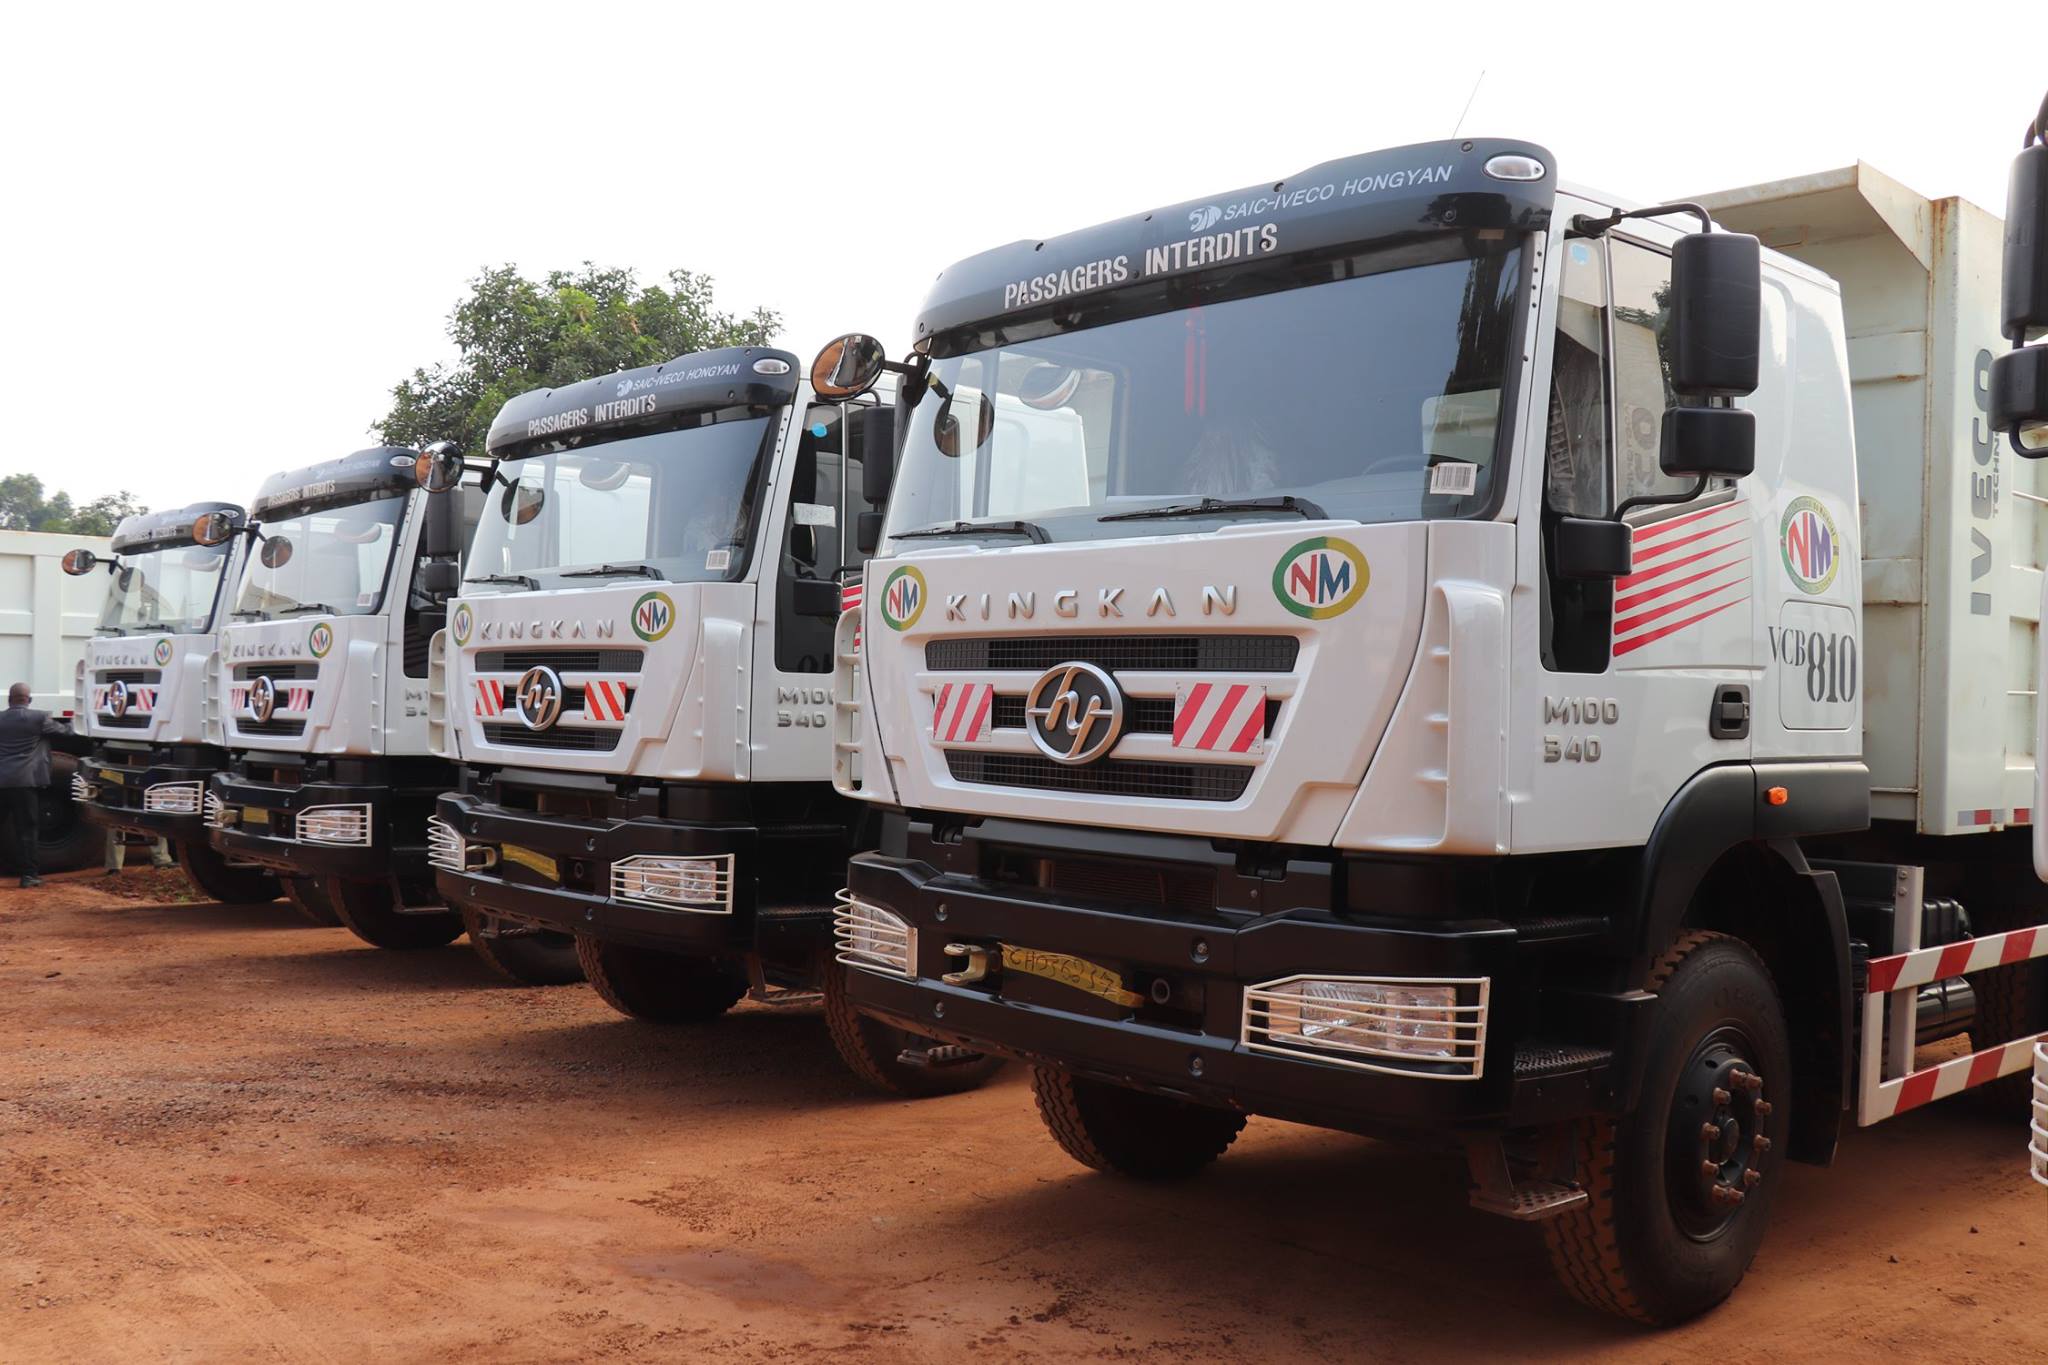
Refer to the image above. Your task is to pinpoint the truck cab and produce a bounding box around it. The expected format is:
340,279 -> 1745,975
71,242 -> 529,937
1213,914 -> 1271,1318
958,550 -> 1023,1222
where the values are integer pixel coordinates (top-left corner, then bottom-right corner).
826,136 -> 2048,1322
203,448 -> 478,940
420,345 -> 996,1092
63,503 -> 274,900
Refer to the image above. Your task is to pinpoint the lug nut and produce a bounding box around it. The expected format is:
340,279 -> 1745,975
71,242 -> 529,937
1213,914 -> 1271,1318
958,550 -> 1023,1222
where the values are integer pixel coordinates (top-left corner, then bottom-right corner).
1743,1168 -> 1762,1188
1701,1122 -> 1722,1142
1700,1159 -> 1721,1178
1753,1099 -> 1773,1118
1753,1135 -> 1772,1155
1710,1184 -> 1746,1206
1713,1087 -> 1732,1106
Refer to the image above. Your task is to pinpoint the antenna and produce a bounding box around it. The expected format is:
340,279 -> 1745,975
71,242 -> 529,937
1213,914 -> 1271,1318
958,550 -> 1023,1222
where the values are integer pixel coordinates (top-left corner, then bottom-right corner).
1452,70 -> 1487,139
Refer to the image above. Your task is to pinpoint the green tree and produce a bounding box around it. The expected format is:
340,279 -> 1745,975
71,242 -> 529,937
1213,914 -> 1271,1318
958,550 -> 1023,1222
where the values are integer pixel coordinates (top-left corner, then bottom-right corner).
374,264 -> 780,454
0,474 -> 142,534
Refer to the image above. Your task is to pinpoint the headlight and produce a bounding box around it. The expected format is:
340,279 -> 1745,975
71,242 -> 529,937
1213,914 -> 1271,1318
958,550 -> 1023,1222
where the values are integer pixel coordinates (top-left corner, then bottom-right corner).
142,781 -> 203,815
610,853 -> 734,913
834,890 -> 915,978
296,803 -> 373,845
1243,974 -> 1489,1079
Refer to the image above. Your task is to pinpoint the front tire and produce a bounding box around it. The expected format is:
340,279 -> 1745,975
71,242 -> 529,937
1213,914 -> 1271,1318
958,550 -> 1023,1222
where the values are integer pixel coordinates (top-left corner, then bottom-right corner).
576,935 -> 745,1022
1542,930 -> 1792,1325
176,839 -> 281,905
1031,1067 -> 1245,1180
822,967 -> 1004,1097
323,877 -> 463,950
283,876 -> 341,926
458,904 -> 583,986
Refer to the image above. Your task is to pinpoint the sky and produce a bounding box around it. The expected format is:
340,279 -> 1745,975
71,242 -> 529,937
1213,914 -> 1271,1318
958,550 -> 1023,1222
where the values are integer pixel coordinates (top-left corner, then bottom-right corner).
3,0 -> 2041,512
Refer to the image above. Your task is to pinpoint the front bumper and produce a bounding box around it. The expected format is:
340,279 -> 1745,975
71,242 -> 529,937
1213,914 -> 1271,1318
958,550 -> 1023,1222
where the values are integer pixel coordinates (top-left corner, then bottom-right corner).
430,791 -> 825,960
77,747 -> 221,841
206,759 -> 433,882
842,848 -> 1648,1137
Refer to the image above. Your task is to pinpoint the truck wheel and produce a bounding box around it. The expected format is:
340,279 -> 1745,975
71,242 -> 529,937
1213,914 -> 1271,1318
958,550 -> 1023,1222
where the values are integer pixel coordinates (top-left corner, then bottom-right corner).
457,904 -> 583,986
576,934 -> 745,1022
1031,1066 -> 1245,1179
175,840 -> 281,904
821,967 -> 1003,1097
282,876 -> 341,926
36,782 -> 98,873
323,877 -> 463,950
1541,930 -> 1792,1325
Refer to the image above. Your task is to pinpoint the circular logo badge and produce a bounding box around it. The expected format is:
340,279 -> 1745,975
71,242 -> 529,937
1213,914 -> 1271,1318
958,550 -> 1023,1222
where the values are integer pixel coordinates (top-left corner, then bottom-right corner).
250,674 -> 277,724
451,603 -> 474,646
152,638 -> 172,667
308,622 -> 335,658
108,679 -> 130,719
1273,537 -> 1369,620
631,591 -> 676,643
1024,662 -> 1126,766
515,665 -> 564,731
879,566 -> 926,631
1779,497 -> 1841,595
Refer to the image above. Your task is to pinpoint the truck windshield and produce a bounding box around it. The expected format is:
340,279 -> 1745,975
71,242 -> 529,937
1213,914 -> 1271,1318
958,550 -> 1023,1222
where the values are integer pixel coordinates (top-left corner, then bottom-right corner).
466,415 -> 775,586
885,237 -> 1525,543
233,492 -> 408,620
96,543 -> 232,634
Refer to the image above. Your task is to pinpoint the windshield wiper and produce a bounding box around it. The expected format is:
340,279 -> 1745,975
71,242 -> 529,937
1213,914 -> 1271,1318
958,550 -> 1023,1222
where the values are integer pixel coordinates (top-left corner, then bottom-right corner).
465,573 -> 539,590
277,603 -> 339,617
1099,495 -> 1328,524
230,609 -> 267,620
559,563 -> 665,580
892,520 -> 1050,544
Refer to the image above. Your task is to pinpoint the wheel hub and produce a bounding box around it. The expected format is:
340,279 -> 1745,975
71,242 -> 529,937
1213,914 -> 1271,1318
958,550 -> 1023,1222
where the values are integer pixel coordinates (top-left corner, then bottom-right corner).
1667,1037 -> 1771,1236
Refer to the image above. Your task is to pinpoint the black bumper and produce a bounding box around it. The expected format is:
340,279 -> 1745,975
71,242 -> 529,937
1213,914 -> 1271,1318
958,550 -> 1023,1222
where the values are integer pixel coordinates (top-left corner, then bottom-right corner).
206,761 -> 430,881
843,849 -> 1650,1137
79,747 -> 220,842
432,791 -> 826,960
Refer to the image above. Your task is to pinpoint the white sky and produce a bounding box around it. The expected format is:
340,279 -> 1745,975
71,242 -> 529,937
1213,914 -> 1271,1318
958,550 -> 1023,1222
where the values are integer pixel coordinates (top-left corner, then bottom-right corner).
3,0 -> 2040,511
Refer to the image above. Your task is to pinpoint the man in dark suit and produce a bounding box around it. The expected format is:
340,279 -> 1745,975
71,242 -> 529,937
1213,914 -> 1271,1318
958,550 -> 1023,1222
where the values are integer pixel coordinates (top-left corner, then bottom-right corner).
0,683 -> 70,887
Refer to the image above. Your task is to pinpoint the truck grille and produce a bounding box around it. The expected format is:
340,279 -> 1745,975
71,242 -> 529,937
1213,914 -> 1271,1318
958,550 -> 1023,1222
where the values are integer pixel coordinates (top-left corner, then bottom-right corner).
96,669 -> 162,685
926,635 -> 1298,674
946,751 -> 1251,801
476,648 -> 643,673
481,723 -> 622,753
234,663 -> 310,680
238,718 -> 307,737
99,714 -> 151,730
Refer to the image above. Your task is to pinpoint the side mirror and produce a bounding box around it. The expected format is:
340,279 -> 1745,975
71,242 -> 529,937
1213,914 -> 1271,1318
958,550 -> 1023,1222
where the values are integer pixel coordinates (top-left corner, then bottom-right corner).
792,577 -> 841,618
1992,102 -> 2048,456
1670,232 -> 1762,398
420,560 -> 461,597
418,481 -> 464,559
1555,517 -> 1633,580
855,510 -> 885,556
192,511 -> 239,547
1660,406 -> 1757,480
414,442 -> 465,494
854,405 -> 897,506
1992,346 -> 2048,455
61,548 -> 99,576
811,333 -> 889,400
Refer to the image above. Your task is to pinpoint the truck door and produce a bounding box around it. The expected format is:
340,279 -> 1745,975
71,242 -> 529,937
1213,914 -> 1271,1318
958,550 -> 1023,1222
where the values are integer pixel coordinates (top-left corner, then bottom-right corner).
1521,233 -> 1757,850
750,403 -> 850,780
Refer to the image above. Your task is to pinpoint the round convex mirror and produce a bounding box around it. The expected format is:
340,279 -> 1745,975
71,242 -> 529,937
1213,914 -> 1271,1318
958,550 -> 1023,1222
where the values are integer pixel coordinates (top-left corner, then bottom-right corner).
260,536 -> 295,569
810,333 -> 888,400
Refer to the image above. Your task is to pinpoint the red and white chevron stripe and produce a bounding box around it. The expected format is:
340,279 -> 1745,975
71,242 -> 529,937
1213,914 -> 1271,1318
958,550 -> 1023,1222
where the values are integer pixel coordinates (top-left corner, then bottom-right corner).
286,686 -> 312,713
931,682 -> 993,744
843,574 -> 864,653
1173,682 -> 1266,754
92,685 -> 109,712
584,678 -> 632,723
131,687 -> 156,713
229,684 -> 251,711
1613,500 -> 1751,659
1866,924 -> 2048,995
474,678 -> 505,717
1858,923 -> 2048,1122
1866,1032 -> 2046,1119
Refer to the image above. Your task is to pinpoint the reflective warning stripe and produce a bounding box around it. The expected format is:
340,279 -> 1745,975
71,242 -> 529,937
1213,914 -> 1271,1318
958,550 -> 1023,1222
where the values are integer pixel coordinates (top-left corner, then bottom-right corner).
583,678 -> 632,723
1866,1032 -> 2048,1120
1865,924 -> 2048,995
930,682 -> 993,744
473,679 -> 504,717
1173,682 -> 1267,754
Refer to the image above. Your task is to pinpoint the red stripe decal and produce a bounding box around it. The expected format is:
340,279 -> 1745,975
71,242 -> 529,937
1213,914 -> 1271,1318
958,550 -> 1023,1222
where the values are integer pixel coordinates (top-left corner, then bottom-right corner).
963,685 -> 993,744
1632,500 -> 1747,545
1611,598 -> 1745,657
1866,956 -> 1904,995
1228,701 -> 1264,753
1965,1047 -> 2008,1090
1195,685 -> 1246,751
1631,520 -> 1747,566
1613,537 -> 1748,592
1175,683 -> 1212,745
1894,1067 -> 1941,1114
933,683 -> 952,736
1612,576 -> 1747,637
2000,927 -> 2038,966
1614,557 -> 1748,613
1935,942 -> 1976,981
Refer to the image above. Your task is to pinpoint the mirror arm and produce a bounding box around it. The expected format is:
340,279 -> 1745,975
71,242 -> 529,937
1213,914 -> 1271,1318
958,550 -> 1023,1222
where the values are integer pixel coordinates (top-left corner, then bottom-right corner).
892,354 -> 932,412
1572,201 -> 1714,239
1611,475 -> 1708,525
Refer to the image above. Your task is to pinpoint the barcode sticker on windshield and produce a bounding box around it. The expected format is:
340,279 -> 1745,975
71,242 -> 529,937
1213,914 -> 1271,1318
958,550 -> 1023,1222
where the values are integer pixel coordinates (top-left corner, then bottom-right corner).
793,502 -> 836,527
705,549 -> 731,571
1429,462 -> 1478,497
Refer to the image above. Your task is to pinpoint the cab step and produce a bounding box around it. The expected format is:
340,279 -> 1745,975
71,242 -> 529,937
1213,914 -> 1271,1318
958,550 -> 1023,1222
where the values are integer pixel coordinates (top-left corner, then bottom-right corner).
895,1044 -> 985,1070
1468,1180 -> 1590,1221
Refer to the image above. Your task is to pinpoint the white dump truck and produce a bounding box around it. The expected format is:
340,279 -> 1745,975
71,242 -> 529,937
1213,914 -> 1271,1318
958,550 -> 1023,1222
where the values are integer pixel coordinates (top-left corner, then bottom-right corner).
201,449 -> 480,943
413,344 -> 996,1090
0,526 -> 110,871
62,504 -> 283,902
818,129 -> 2048,1322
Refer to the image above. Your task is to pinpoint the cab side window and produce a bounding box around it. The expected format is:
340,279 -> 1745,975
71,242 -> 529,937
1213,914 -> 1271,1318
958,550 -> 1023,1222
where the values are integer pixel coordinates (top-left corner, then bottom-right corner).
773,405 -> 847,674
1541,238 -> 1614,673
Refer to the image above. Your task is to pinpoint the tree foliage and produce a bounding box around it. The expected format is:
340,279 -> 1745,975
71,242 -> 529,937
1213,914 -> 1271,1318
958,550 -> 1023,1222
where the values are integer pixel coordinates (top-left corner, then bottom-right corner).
374,264 -> 781,454
0,474 -> 145,536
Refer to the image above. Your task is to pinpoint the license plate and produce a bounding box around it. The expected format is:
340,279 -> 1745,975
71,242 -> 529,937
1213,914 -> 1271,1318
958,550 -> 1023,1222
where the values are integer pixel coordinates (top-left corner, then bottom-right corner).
999,943 -> 1142,1008
99,768 -> 124,786
243,806 -> 270,827
501,843 -> 559,883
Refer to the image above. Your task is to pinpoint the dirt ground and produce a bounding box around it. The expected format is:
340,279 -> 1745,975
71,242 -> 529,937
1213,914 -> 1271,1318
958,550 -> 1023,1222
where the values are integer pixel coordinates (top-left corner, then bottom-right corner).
2,873 -> 2042,1363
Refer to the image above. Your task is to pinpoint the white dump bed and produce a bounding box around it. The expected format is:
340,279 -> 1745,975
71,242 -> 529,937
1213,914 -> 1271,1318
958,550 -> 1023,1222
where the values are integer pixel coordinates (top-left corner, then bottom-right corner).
1700,165 -> 2038,836
0,528 -> 111,719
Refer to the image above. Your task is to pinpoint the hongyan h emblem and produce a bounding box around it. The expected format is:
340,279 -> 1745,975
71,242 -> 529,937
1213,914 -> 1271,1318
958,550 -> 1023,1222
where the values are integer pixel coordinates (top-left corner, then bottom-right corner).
451,603 -> 474,645
1780,497 -> 1840,595
515,665 -> 565,731
1273,537 -> 1368,620
249,674 -> 278,724
1024,662 -> 1125,765
108,679 -> 131,718
880,566 -> 926,631
632,591 -> 675,642
152,637 -> 172,666
308,621 -> 335,658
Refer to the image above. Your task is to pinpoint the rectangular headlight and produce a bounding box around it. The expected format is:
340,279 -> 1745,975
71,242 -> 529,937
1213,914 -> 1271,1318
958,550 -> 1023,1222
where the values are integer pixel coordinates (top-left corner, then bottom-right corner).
1243,974 -> 1488,1079
834,890 -> 915,979
142,781 -> 203,815
296,803 -> 373,845
611,853 -> 734,913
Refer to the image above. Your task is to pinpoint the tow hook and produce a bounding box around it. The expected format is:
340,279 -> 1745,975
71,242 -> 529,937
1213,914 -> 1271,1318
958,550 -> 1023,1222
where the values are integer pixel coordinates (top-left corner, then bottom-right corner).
942,943 -> 992,985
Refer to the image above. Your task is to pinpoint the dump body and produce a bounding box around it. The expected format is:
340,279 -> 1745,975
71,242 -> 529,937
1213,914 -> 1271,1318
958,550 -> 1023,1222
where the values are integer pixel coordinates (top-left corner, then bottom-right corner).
0,528 -> 108,869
